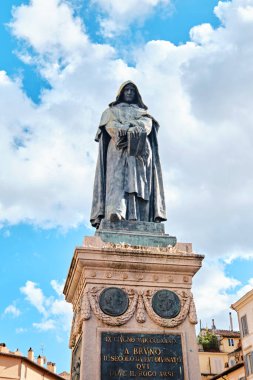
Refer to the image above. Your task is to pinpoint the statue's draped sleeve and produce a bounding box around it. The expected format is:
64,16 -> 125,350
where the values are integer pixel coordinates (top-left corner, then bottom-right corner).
90,109 -> 111,227
148,120 -> 167,222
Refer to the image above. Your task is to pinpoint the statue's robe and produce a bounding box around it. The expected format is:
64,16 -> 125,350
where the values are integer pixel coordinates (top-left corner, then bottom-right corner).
90,101 -> 166,228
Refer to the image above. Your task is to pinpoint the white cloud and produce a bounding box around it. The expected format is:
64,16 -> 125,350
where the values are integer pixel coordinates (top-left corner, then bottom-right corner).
50,279 -> 64,296
16,327 -> 27,333
190,23 -> 214,45
90,0 -> 172,37
193,259 -> 253,331
0,0 -> 252,266
193,260 -> 240,328
33,319 -> 56,331
4,304 -> 21,317
20,280 -> 72,332
51,299 -> 71,316
10,0 -> 87,55
0,0 -> 122,229
234,277 -> 253,299
20,281 -> 47,316
224,250 -> 253,264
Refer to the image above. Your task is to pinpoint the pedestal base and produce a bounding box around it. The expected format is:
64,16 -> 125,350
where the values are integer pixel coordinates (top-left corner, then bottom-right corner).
96,220 -> 177,247
64,236 -> 204,380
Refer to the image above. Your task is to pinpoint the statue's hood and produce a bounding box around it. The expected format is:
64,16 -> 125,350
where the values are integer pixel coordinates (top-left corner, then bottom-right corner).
109,80 -> 148,110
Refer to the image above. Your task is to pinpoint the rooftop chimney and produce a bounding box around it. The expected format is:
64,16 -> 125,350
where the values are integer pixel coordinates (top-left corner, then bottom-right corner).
47,362 -> 56,373
14,349 -> 22,356
229,312 -> 234,331
0,343 -> 9,353
37,355 -> 44,366
211,319 -> 216,331
28,347 -> 34,361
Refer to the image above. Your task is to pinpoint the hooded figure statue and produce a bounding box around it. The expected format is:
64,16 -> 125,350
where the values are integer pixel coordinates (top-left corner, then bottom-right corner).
90,81 -> 167,228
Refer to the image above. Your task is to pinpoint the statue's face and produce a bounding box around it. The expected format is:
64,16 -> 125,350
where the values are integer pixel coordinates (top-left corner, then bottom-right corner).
123,84 -> 136,103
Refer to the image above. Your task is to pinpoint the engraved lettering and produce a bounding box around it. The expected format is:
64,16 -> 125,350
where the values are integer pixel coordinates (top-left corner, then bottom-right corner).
136,363 -> 150,370
159,371 -> 175,377
101,333 -> 184,379
137,371 -> 156,377
110,369 -> 127,377
133,347 -> 161,356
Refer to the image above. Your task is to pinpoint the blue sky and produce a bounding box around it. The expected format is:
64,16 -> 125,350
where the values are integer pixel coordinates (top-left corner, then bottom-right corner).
1,0 -> 253,374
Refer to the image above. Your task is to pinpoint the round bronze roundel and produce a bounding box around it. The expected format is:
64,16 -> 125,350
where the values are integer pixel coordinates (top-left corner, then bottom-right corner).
152,290 -> 181,319
99,287 -> 129,316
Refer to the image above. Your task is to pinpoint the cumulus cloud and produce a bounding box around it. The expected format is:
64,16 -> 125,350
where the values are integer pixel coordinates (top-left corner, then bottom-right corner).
10,0 -> 87,55
20,280 -> 72,332
1,0 -> 253,265
0,0 -> 253,258
20,281 -> 47,315
33,319 -> 56,331
194,261 -> 253,330
90,0 -> 172,37
4,304 -> 21,317
1,0 -> 129,229
234,277 -> 253,299
1,0 -> 253,333
193,260 -> 240,328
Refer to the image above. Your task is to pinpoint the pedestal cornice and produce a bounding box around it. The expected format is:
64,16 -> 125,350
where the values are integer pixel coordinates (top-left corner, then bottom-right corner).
63,237 -> 204,305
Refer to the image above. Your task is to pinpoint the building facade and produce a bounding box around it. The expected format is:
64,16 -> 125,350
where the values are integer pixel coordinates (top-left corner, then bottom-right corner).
198,327 -> 242,380
0,344 -> 69,380
232,289 -> 253,379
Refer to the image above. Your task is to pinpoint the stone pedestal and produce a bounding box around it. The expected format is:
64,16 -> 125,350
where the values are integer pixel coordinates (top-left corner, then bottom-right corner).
64,228 -> 204,380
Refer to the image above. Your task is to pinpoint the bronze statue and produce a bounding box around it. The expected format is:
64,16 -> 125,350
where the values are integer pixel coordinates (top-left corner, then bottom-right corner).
90,81 -> 166,228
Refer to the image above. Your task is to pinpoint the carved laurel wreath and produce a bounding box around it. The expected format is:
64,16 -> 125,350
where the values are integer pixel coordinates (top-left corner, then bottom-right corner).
69,286 -> 197,348
142,289 -> 195,328
88,287 -> 138,325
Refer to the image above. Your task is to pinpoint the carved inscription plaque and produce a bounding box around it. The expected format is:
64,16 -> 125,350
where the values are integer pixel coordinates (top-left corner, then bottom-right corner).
101,332 -> 184,379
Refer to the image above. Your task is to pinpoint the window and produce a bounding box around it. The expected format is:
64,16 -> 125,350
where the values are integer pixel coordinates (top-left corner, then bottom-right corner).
210,357 -> 223,374
228,338 -> 234,346
245,352 -> 253,376
241,315 -> 249,336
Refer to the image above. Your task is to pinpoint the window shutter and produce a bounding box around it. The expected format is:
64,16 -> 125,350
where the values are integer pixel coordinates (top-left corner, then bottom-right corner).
245,355 -> 249,376
250,352 -> 253,374
241,315 -> 249,336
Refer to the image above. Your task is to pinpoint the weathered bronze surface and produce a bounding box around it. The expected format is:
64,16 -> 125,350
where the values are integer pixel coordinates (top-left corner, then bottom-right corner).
90,81 -> 167,228
96,219 -> 177,247
152,290 -> 181,318
99,287 -> 129,316
101,332 -> 184,379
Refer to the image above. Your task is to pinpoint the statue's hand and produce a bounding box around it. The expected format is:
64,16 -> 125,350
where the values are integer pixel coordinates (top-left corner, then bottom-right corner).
116,127 -> 128,150
118,128 -> 128,137
128,125 -> 142,137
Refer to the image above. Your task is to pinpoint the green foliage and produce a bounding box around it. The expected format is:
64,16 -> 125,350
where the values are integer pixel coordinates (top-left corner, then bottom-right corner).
198,331 -> 219,352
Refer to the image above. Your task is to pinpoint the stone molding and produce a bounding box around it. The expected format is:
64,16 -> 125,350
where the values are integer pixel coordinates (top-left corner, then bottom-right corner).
63,243 -> 204,305
72,267 -> 85,310
69,286 -> 197,348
